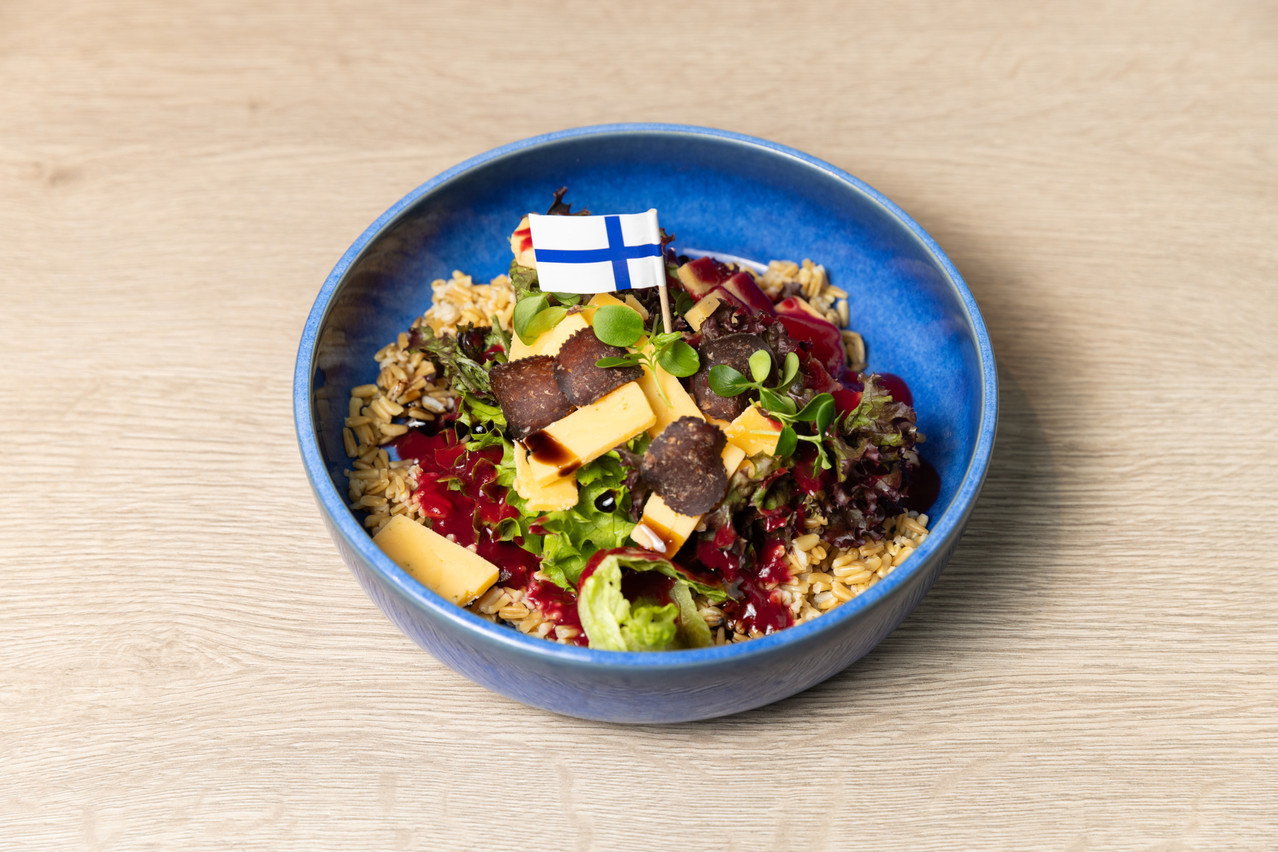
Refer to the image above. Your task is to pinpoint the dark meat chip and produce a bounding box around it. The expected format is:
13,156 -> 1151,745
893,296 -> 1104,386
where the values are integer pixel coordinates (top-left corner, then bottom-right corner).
489,356 -> 574,439
690,333 -> 773,421
553,328 -> 642,407
642,417 -> 729,515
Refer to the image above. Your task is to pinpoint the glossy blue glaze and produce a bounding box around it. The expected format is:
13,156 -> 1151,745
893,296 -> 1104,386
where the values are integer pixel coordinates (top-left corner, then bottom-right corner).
294,124 -> 997,723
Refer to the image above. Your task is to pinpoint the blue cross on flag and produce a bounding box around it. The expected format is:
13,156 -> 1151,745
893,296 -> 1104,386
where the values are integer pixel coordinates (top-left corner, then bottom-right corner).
528,209 -> 664,294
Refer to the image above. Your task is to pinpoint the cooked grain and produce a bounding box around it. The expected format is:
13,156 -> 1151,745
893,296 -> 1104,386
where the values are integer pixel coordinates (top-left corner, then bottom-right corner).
345,263 -> 930,647
793,533 -> 820,551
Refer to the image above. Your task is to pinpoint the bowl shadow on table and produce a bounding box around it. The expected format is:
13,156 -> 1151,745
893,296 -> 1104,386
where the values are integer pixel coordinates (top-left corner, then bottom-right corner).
745,350 -> 1059,722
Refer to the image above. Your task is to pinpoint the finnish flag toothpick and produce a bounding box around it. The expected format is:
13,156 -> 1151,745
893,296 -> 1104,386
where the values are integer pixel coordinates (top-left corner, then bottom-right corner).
528,209 -> 664,295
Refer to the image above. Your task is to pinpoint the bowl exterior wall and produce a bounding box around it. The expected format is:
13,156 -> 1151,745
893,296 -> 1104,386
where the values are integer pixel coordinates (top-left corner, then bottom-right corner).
323,508 -> 964,723
297,124 -> 997,722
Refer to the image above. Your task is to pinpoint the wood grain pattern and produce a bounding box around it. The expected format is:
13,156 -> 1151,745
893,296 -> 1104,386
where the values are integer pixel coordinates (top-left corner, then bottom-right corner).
2,0 -> 1275,848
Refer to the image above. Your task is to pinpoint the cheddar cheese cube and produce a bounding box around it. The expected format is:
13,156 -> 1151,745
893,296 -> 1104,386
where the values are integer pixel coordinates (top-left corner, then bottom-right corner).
508,312 -> 590,361
580,292 -> 632,324
524,382 -> 656,487
724,405 -> 783,457
636,348 -> 704,440
372,515 -> 500,606
513,443 -> 578,512
682,291 -> 725,331
630,442 -> 747,558
623,294 -> 651,321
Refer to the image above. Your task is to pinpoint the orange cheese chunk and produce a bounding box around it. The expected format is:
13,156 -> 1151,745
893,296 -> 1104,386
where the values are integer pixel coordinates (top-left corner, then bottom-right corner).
706,415 -> 732,431
372,515 -> 499,606
630,442 -> 747,558
580,291 -> 635,324
524,382 -> 656,487
513,443 -> 578,512
636,346 -> 703,439
508,312 -> 590,361
623,294 -> 651,321
682,291 -> 725,331
724,405 -> 783,457
509,215 -> 536,267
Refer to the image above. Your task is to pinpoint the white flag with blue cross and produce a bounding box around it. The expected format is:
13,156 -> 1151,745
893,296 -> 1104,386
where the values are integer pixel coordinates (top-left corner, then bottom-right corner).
528,209 -> 665,294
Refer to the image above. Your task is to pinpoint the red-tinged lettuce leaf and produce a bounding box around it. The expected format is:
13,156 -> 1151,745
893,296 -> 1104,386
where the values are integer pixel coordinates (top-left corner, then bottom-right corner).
407,324 -> 496,400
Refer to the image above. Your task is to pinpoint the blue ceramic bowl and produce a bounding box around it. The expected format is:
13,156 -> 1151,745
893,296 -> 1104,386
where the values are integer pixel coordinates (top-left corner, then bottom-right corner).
294,124 -> 997,723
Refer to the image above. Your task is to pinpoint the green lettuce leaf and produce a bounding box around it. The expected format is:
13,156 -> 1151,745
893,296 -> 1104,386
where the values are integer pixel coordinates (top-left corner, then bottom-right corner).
576,551 -> 717,651
669,580 -> 712,649
508,260 -> 539,299
577,557 -> 630,651
578,558 -> 683,652
491,441 -> 542,547
457,394 -> 508,452
534,453 -> 636,590
622,601 -> 680,652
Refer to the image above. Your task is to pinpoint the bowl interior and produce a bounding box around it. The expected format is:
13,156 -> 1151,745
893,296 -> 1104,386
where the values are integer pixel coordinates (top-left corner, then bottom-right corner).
310,130 -> 984,527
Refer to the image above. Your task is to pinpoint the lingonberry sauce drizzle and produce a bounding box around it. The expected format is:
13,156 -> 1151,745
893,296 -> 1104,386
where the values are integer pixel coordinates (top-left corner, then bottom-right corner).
877,372 -> 913,407
395,428 -> 540,589
906,457 -> 940,514
697,536 -> 793,636
524,577 -> 586,645
722,576 -> 793,636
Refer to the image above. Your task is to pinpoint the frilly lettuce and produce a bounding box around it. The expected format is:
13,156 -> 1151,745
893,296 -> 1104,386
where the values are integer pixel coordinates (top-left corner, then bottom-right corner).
489,449 -> 637,591
537,453 -> 636,590
577,550 -> 721,652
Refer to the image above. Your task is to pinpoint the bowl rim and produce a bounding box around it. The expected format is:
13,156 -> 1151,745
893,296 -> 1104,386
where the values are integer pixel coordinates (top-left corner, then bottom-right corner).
294,122 -> 998,672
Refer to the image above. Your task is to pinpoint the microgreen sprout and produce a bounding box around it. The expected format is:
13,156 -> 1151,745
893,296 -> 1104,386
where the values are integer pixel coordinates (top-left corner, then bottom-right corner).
512,291 -> 580,344
708,350 -> 839,473
591,304 -> 700,406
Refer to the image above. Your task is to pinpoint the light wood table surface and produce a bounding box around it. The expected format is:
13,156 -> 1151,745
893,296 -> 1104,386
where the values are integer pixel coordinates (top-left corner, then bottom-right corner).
3,1 -> 1275,848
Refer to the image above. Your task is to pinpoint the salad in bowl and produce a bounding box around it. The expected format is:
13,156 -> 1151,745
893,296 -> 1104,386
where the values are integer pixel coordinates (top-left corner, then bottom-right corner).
342,192 -> 931,652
